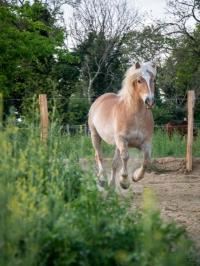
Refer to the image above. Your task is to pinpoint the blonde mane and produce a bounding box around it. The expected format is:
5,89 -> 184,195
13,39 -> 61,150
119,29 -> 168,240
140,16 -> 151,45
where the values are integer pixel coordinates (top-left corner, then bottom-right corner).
118,65 -> 141,102
118,61 -> 157,104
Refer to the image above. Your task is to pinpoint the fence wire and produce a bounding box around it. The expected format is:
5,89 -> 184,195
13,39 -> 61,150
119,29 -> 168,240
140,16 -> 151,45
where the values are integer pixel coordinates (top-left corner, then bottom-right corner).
1,94 -> 200,135
2,123 -> 200,135
1,96 -> 200,102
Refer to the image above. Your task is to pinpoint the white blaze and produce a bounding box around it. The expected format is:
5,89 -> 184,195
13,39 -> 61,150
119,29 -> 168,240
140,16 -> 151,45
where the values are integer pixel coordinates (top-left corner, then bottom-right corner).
140,62 -> 156,101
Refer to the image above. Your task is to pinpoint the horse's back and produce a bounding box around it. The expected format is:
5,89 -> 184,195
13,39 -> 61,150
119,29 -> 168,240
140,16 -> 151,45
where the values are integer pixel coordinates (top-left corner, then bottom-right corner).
89,93 -> 118,112
88,93 -> 118,144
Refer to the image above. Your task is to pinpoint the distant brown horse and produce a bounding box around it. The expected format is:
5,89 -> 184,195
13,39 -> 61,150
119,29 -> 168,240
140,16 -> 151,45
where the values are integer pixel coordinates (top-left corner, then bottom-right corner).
88,61 -> 157,189
165,120 -> 197,138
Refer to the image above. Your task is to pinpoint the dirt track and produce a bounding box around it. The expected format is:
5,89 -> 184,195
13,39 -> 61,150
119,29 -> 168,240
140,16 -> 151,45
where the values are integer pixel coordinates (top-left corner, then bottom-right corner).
129,158 -> 200,251
83,157 -> 200,253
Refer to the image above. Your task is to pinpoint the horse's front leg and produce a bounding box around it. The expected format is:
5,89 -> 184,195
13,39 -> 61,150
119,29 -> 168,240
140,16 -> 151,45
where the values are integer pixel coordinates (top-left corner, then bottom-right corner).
132,143 -> 151,182
109,148 -> 120,187
115,136 -> 130,189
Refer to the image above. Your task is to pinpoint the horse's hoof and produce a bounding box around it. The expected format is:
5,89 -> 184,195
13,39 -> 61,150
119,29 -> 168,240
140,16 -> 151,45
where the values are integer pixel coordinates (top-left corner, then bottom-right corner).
132,174 -> 144,182
132,167 -> 145,182
132,176 -> 139,182
119,177 -> 130,189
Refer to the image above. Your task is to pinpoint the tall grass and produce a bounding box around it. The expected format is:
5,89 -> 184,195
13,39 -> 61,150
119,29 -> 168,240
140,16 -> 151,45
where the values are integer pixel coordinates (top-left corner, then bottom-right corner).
45,128 -> 200,159
152,129 -> 186,157
0,124 -> 198,266
153,129 -> 200,157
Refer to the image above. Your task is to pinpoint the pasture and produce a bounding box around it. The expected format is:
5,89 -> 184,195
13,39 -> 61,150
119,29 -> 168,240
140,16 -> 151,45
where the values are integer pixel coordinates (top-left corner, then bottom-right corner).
1,123 -> 200,266
2,0 -> 200,265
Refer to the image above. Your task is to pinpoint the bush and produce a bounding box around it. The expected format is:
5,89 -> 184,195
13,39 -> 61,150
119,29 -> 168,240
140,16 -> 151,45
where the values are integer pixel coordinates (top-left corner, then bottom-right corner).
66,96 -> 90,125
0,125 -> 197,266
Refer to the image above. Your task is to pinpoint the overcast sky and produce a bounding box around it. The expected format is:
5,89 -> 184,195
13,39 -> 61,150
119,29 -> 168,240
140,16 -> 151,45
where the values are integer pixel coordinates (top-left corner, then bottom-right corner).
63,0 -> 168,48
63,0 -> 167,25
135,0 -> 167,19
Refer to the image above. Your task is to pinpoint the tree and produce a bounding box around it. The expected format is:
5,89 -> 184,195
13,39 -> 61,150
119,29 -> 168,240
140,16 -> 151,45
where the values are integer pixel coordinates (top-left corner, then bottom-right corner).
158,28 -> 200,121
164,0 -> 200,37
123,25 -> 175,62
155,0 -> 200,122
74,31 -> 127,99
70,0 -> 140,103
0,1 -> 80,120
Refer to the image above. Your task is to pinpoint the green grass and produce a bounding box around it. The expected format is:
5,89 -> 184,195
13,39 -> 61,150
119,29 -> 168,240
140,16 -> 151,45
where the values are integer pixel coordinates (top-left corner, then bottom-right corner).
152,129 -> 200,157
152,129 -> 186,157
0,124 -> 198,266
46,128 -> 200,159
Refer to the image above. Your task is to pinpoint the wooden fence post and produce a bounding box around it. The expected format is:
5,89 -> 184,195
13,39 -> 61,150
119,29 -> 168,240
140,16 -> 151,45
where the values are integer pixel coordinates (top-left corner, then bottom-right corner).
39,94 -> 48,142
186,90 -> 195,172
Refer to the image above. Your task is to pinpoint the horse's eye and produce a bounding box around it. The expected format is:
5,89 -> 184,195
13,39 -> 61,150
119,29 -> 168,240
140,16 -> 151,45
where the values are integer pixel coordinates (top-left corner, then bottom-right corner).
138,79 -> 141,83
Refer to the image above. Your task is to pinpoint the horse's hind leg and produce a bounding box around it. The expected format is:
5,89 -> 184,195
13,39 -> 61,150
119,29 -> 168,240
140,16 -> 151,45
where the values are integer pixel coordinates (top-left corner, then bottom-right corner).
90,127 -> 106,187
132,143 -> 151,182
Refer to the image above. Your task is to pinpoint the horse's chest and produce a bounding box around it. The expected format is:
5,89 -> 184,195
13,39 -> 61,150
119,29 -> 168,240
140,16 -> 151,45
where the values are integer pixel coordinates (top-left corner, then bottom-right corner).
126,129 -> 146,147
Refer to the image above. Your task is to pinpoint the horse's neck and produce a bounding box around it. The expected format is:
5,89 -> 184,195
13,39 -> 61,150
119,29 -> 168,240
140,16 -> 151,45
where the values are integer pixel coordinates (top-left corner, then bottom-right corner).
126,93 -> 146,115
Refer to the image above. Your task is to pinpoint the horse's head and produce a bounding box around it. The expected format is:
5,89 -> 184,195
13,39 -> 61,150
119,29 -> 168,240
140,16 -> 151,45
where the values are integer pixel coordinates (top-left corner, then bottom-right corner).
134,61 -> 157,109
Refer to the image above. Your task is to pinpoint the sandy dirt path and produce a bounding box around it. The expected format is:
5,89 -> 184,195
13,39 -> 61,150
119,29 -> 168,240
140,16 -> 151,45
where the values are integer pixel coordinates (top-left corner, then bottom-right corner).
81,157 -> 200,255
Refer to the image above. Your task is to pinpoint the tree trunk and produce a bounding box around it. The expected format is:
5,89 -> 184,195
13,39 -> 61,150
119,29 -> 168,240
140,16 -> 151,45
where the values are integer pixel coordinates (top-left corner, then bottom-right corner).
87,79 -> 93,104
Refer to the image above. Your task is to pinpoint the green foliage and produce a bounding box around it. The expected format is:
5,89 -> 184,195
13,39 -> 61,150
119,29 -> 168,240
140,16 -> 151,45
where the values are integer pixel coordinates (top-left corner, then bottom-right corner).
124,26 -> 174,62
0,2 -> 58,94
1,0 -> 200,125
0,1 -> 80,121
157,22 -> 200,122
152,105 -> 172,125
75,31 -> 127,99
66,96 -> 90,124
0,124 -> 197,266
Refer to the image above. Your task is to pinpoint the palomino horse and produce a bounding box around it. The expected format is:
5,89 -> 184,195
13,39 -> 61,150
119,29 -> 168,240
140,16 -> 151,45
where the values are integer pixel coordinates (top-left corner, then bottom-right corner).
88,61 -> 157,189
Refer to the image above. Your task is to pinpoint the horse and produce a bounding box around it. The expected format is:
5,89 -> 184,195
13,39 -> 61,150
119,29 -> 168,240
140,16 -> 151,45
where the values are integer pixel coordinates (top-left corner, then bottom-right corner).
165,120 -> 187,139
165,119 -> 197,139
88,61 -> 157,189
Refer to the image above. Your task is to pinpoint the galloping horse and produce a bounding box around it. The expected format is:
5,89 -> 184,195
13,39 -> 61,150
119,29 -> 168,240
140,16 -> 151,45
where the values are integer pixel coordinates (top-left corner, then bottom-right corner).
88,62 -> 157,189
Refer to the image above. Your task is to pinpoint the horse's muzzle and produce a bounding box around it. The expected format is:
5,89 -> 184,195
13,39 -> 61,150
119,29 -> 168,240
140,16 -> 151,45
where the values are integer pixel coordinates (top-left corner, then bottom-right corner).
145,97 -> 155,109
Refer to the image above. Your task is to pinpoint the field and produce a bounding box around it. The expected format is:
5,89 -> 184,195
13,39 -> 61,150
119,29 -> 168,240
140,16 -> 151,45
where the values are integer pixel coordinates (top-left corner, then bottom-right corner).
2,0 -> 200,265
1,124 -> 200,266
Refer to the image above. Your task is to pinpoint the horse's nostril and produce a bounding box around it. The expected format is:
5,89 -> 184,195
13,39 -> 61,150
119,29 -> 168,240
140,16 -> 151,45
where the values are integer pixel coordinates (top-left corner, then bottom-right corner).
145,97 -> 155,107
145,97 -> 150,104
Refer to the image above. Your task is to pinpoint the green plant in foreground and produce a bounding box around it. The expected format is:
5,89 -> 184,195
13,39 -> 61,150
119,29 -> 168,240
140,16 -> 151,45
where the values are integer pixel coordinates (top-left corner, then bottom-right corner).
0,125 -> 197,266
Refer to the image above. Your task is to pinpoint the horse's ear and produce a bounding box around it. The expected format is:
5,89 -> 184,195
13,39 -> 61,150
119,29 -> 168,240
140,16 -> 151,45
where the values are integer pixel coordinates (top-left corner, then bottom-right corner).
135,62 -> 140,69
